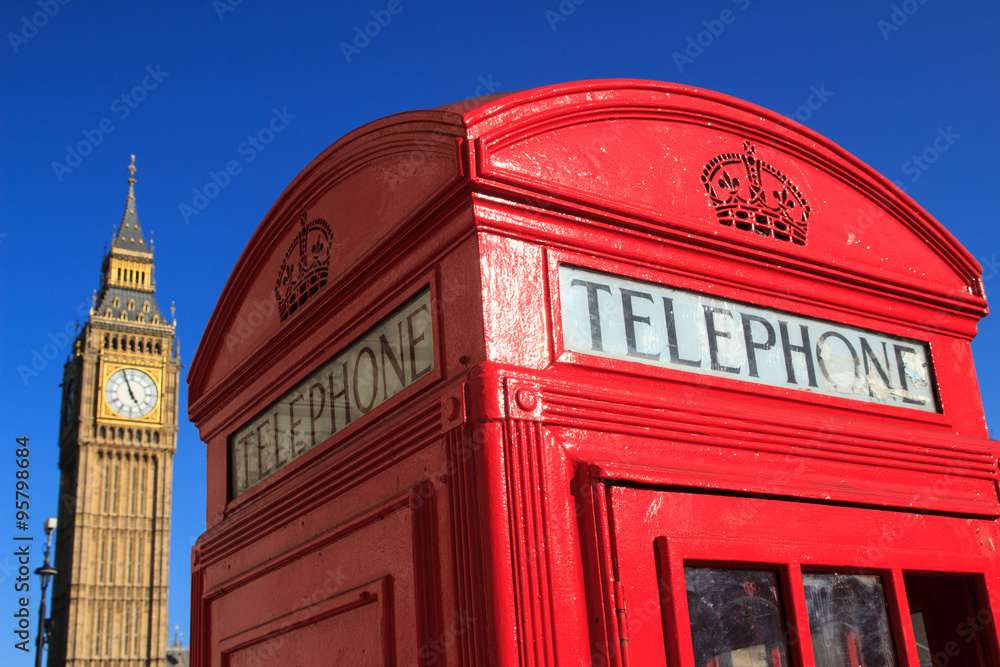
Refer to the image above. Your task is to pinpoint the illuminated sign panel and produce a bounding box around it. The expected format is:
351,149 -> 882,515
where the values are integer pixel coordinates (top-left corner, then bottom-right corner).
560,266 -> 937,412
229,288 -> 434,497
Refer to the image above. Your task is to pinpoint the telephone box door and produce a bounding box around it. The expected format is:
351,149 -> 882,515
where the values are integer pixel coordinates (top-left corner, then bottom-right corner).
592,482 -> 1000,667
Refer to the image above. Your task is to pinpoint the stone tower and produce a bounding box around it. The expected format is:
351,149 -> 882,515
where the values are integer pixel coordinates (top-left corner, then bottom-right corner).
50,157 -> 179,666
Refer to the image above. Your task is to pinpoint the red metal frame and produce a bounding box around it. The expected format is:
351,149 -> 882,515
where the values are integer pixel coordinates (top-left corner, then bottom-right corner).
187,80 -> 998,666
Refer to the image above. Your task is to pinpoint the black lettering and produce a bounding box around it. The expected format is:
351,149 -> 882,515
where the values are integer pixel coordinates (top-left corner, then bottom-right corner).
287,393 -> 305,455
308,381 -> 327,448
663,297 -> 701,367
816,331 -> 861,389
741,313 -> 775,378
380,322 -> 406,397
407,305 -> 433,380
778,322 -> 818,387
704,306 -> 740,373
256,417 -> 272,476
861,339 -> 893,394
571,279 -> 612,351
271,411 -> 280,473
237,431 -> 254,486
621,288 -> 660,360
353,347 -> 379,414
327,362 -> 352,430
893,344 -> 927,405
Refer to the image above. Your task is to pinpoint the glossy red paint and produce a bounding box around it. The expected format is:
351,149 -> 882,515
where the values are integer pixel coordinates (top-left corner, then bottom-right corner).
187,80 -> 999,666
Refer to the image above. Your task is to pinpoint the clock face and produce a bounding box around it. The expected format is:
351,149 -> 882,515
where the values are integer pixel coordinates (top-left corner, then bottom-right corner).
105,368 -> 158,418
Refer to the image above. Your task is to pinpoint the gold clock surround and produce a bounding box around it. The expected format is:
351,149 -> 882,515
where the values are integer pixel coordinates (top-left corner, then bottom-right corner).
99,363 -> 164,424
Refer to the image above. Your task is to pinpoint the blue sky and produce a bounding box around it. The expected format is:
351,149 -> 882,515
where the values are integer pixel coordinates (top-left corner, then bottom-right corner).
1,0 -> 998,663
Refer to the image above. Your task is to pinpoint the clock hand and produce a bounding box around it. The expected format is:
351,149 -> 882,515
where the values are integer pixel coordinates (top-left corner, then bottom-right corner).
121,371 -> 138,403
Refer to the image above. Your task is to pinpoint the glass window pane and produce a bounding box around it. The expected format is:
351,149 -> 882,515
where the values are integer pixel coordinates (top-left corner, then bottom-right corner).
803,573 -> 897,667
910,612 -> 932,667
904,574 -> 989,667
685,567 -> 790,667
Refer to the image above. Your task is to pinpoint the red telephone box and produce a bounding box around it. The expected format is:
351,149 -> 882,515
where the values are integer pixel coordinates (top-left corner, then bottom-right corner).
187,79 -> 1000,666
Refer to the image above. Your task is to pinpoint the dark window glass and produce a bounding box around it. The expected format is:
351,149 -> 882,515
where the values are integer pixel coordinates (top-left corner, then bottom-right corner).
803,573 -> 896,667
904,574 -> 989,667
685,567 -> 790,667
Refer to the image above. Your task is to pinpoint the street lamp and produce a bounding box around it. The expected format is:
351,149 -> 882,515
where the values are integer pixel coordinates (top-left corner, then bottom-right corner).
34,518 -> 57,667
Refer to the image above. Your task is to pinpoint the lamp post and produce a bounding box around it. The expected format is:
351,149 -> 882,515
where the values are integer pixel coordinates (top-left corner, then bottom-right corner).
34,518 -> 57,667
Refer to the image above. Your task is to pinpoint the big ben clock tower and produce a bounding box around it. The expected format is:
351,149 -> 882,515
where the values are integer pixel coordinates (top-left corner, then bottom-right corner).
50,157 -> 179,667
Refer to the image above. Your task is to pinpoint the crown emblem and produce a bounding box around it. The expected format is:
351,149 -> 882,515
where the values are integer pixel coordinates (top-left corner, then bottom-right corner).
275,212 -> 334,321
701,141 -> 810,245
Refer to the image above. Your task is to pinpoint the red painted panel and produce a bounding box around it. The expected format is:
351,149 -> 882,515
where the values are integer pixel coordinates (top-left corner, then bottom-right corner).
478,233 -> 550,369
223,578 -> 393,667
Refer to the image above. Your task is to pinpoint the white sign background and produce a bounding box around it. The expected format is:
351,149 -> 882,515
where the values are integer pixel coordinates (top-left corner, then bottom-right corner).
559,265 -> 937,412
229,288 -> 434,497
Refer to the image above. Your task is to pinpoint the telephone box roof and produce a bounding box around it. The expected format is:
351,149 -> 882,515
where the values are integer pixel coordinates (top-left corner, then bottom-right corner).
188,79 -> 986,409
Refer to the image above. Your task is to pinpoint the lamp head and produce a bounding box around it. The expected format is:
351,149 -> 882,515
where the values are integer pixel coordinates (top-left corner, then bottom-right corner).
35,564 -> 57,588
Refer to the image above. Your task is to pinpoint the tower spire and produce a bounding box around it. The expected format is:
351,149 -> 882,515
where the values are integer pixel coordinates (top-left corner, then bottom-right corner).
113,154 -> 148,253
92,155 -> 169,329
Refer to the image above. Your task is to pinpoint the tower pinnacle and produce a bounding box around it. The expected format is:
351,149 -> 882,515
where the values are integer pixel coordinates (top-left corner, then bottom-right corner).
114,155 -> 147,253
93,155 -> 169,329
